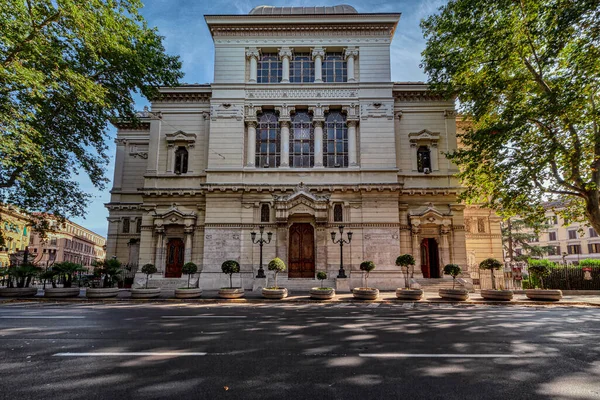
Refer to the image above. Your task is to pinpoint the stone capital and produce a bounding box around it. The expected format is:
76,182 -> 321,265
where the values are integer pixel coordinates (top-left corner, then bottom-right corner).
280,120 -> 290,128
347,119 -> 358,128
344,47 -> 359,60
245,120 -> 257,128
245,47 -> 260,59
313,120 -> 324,128
311,47 -> 325,60
278,47 -> 292,59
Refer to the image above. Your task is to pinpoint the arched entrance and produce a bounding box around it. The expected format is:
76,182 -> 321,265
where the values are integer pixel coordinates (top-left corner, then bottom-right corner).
288,223 -> 315,278
165,238 -> 184,278
421,238 -> 440,278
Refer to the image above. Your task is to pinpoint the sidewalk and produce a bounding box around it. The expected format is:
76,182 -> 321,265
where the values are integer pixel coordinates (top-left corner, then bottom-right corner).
2,288 -> 600,307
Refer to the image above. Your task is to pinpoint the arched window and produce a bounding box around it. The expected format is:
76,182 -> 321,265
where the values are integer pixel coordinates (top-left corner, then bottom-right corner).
290,112 -> 314,168
257,53 -> 282,83
417,146 -> 431,173
174,146 -> 189,174
256,112 -> 280,168
261,204 -> 270,223
324,112 -> 348,167
334,204 -> 343,222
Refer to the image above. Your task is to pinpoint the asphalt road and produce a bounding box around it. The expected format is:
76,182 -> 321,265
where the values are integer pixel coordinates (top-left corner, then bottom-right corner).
0,302 -> 599,400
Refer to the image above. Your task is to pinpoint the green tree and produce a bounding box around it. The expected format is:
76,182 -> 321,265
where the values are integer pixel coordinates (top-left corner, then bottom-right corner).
421,0 -> 600,234
502,218 -> 554,261
0,0 -> 182,244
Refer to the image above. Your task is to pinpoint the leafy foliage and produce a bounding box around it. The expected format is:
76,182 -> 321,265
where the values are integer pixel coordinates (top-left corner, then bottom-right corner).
396,254 -> 416,289
0,0 -> 182,240
316,271 -> 327,288
421,0 -> 600,234
221,260 -> 240,289
93,258 -> 122,288
141,263 -> 157,289
579,259 -> 600,268
5,264 -> 41,288
502,218 -> 554,261
267,257 -> 286,288
53,262 -> 85,288
443,264 -> 462,289
528,259 -> 555,289
181,262 -> 198,289
360,261 -> 376,288
479,258 -> 503,271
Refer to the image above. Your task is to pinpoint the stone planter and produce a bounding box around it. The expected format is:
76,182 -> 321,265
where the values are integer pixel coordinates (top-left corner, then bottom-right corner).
395,288 -> 424,301
0,287 -> 38,297
480,289 -> 513,301
352,288 -> 379,300
130,288 -> 161,299
175,288 -> 202,299
309,287 -> 335,300
44,287 -> 81,298
439,288 -> 469,301
218,288 -> 245,299
525,289 -> 562,301
262,288 -> 288,299
86,287 -> 120,299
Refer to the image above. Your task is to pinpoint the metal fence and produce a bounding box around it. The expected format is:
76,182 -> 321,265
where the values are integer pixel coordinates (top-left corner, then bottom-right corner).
543,266 -> 600,290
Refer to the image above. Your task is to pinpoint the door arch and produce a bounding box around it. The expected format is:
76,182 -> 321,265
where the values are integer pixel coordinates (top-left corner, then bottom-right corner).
420,238 -> 440,278
165,238 -> 184,278
288,223 -> 315,278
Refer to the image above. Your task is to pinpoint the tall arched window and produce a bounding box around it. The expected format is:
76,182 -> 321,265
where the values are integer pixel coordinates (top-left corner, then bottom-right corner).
324,112 -> 348,167
261,204 -> 270,222
174,146 -> 188,174
417,146 -> 431,173
334,204 -> 343,222
290,112 -> 314,168
256,112 -> 280,168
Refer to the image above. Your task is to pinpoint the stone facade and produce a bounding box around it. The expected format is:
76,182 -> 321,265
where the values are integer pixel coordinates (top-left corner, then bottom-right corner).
106,5 -> 503,290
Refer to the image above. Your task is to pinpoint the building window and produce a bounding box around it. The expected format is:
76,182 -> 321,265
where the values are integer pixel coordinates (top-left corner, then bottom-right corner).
257,53 -> 281,83
323,52 -> 346,82
589,243 -> 600,254
256,112 -> 280,168
136,218 -> 142,233
477,218 -> 486,233
568,230 -> 577,240
567,244 -> 581,255
324,112 -> 348,167
548,231 -> 557,241
122,218 -> 130,233
417,146 -> 432,173
333,204 -> 343,222
260,204 -> 270,223
548,245 -> 561,256
290,112 -> 314,168
50,237 -> 57,246
550,216 -> 558,225
290,53 -> 314,83
590,228 -> 598,238
174,146 -> 188,174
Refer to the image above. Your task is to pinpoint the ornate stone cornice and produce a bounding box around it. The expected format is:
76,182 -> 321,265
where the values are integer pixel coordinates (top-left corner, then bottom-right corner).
209,25 -> 396,38
155,92 -> 212,103
393,91 -> 447,102
246,88 -> 358,100
105,203 -> 142,211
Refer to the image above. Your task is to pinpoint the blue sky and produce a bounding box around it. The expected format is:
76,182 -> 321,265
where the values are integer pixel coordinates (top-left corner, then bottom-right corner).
72,0 -> 446,238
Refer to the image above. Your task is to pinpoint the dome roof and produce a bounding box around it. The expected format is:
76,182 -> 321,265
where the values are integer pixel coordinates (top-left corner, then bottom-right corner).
249,5 -> 358,15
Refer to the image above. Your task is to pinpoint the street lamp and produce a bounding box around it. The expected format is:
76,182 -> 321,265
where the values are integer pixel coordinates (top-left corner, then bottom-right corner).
251,226 -> 272,278
331,225 -> 353,278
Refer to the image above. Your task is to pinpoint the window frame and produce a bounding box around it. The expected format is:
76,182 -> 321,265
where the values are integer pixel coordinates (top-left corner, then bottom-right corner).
290,112 -> 314,168
290,53 -> 314,83
323,112 -> 348,168
255,112 -> 281,168
322,52 -> 347,83
257,53 -> 282,83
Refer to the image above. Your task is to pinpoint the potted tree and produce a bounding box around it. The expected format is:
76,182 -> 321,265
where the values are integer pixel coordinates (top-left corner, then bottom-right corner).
439,264 -> 469,301
175,262 -> 202,299
262,257 -> 288,299
44,262 -> 85,298
353,261 -> 379,300
479,258 -> 513,301
310,271 -> 335,300
86,258 -> 122,298
0,264 -> 41,297
395,254 -> 424,300
218,260 -> 244,299
131,263 -> 161,298
526,259 -> 562,301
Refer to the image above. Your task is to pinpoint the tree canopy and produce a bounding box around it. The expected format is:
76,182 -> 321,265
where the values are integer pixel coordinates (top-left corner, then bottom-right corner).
0,0 -> 182,240
421,0 -> 600,233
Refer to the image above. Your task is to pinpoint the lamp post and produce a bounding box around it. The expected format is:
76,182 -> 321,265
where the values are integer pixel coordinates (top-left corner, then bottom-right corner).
331,225 -> 353,278
251,226 -> 272,278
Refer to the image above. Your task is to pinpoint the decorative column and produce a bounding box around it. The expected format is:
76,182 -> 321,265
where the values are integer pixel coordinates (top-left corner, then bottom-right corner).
280,120 -> 290,167
312,48 -> 325,83
154,227 -> 165,273
440,225 -> 451,272
314,120 -> 324,167
411,226 -> 421,272
344,47 -> 359,82
279,47 -> 292,83
246,121 -> 257,167
246,48 -> 260,83
347,120 -> 358,166
184,227 -> 193,263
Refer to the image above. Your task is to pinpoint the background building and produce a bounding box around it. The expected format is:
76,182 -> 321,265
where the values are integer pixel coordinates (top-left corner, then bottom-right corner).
0,206 -> 31,268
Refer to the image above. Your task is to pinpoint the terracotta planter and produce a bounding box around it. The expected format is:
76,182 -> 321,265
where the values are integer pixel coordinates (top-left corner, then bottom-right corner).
352,288 -> 379,300
130,288 -> 161,299
480,289 -> 513,301
86,287 -> 119,299
44,287 -> 81,298
0,287 -> 38,297
395,288 -> 424,300
525,289 -> 562,301
439,288 -> 469,301
175,288 -> 202,299
309,287 -> 335,300
262,288 -> 288,299
218,288 -> 245,299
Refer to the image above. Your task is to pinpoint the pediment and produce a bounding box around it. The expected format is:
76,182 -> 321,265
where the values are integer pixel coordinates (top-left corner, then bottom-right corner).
165,130 -> 197,143
154,207 -> 196,226
409,203 -> 450,223
274,182 -> 330,204
409,129 -> 440,143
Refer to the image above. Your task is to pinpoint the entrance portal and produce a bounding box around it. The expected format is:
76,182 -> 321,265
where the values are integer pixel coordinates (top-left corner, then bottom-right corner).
288,223 -> 315,278
420,238 -> 440,278
165,238 -> 184,278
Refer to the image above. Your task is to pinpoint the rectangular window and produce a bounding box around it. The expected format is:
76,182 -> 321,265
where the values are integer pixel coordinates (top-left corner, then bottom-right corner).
550,216 -> 558,225
122,219 -> 130,234
548,231 -> 557,241
136,218 -> 142,233
548,245 -> 561,256
590,228 -> 598,238
567,244 -> 581,255
290,53 -> 314,83
257,53 -> 281,83
322,52 -> 347,83
568,230 -> 577,240
589,243 -> 600,253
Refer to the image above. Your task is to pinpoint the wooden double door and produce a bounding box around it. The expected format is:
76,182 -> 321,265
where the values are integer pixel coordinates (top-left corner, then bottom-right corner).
165,238 -> 184,278
288,223 -> 315,278
420,238 -> 440,278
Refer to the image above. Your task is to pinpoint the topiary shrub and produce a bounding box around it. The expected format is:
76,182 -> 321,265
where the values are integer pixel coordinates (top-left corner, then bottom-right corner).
141,263 -> 157,289
316,271 -> 328,288
479,258 -> 503,290
528,259 -> 554,289
267,257 -> 286,288
221,260 -> 240,289
181,262 -> 198,289
360,261 -> 376,289
396,254 -> 416,289
443,264 -> 462,289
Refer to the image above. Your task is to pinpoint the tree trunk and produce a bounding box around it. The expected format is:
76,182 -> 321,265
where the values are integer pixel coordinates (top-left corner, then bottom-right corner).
585,193 -> 600,238
491,268 -> 496,290
187,274 -> 191,289
229,273 -> 233,289
145,274 -> 149,289
507,218 -> 514,261
274,271 -> 278,288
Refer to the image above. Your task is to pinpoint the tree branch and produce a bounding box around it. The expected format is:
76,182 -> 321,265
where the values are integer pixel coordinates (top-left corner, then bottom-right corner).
0,167 -> 23,189
2,10 -> 61,66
